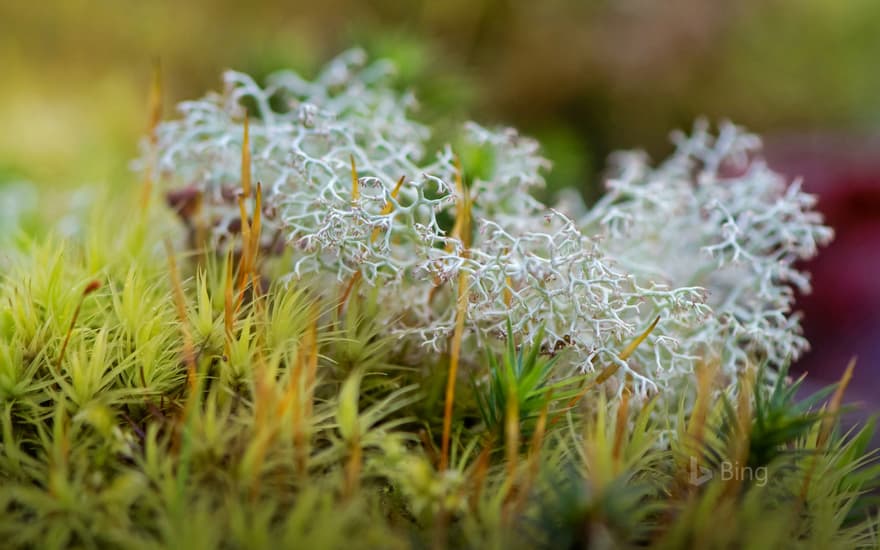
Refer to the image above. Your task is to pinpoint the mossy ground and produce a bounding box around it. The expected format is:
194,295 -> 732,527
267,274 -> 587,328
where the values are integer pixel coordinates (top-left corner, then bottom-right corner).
0,184 -> 877,549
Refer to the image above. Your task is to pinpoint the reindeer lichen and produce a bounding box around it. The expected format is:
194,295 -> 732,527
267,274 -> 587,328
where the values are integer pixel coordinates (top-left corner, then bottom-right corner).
147,50 -> 831,402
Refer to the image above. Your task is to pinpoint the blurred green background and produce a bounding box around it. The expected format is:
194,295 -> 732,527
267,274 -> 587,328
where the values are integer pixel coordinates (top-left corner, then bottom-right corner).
2,0 -> 879,196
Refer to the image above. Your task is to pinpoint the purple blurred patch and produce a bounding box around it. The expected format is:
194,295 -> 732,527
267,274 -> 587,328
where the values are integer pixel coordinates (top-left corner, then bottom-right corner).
766,133 -> 880,418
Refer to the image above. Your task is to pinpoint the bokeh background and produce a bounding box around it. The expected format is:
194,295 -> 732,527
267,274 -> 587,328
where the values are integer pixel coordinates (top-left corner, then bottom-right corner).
2,0 -> 879,411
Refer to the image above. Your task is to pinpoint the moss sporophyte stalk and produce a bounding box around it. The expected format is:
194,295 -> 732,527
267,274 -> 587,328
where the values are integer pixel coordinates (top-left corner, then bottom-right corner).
0,50 -> 874,549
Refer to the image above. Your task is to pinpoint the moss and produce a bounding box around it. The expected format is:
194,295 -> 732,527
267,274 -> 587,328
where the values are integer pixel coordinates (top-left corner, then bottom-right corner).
0,53 -> 876,549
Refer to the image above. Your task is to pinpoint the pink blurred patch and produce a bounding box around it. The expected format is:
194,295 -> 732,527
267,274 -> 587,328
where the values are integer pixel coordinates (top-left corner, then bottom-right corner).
765,133 -> 880,413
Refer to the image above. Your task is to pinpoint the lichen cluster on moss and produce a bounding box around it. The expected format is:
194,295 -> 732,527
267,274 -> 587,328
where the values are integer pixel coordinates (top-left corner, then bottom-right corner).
0,52 -> 875,549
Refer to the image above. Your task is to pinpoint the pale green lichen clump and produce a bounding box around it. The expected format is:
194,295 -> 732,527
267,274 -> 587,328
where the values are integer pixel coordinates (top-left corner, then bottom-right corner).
147,50 -> 831,401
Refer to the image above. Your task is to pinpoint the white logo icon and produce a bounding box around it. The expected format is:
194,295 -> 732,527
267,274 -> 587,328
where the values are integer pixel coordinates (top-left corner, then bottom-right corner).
689,456 -> 713,486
